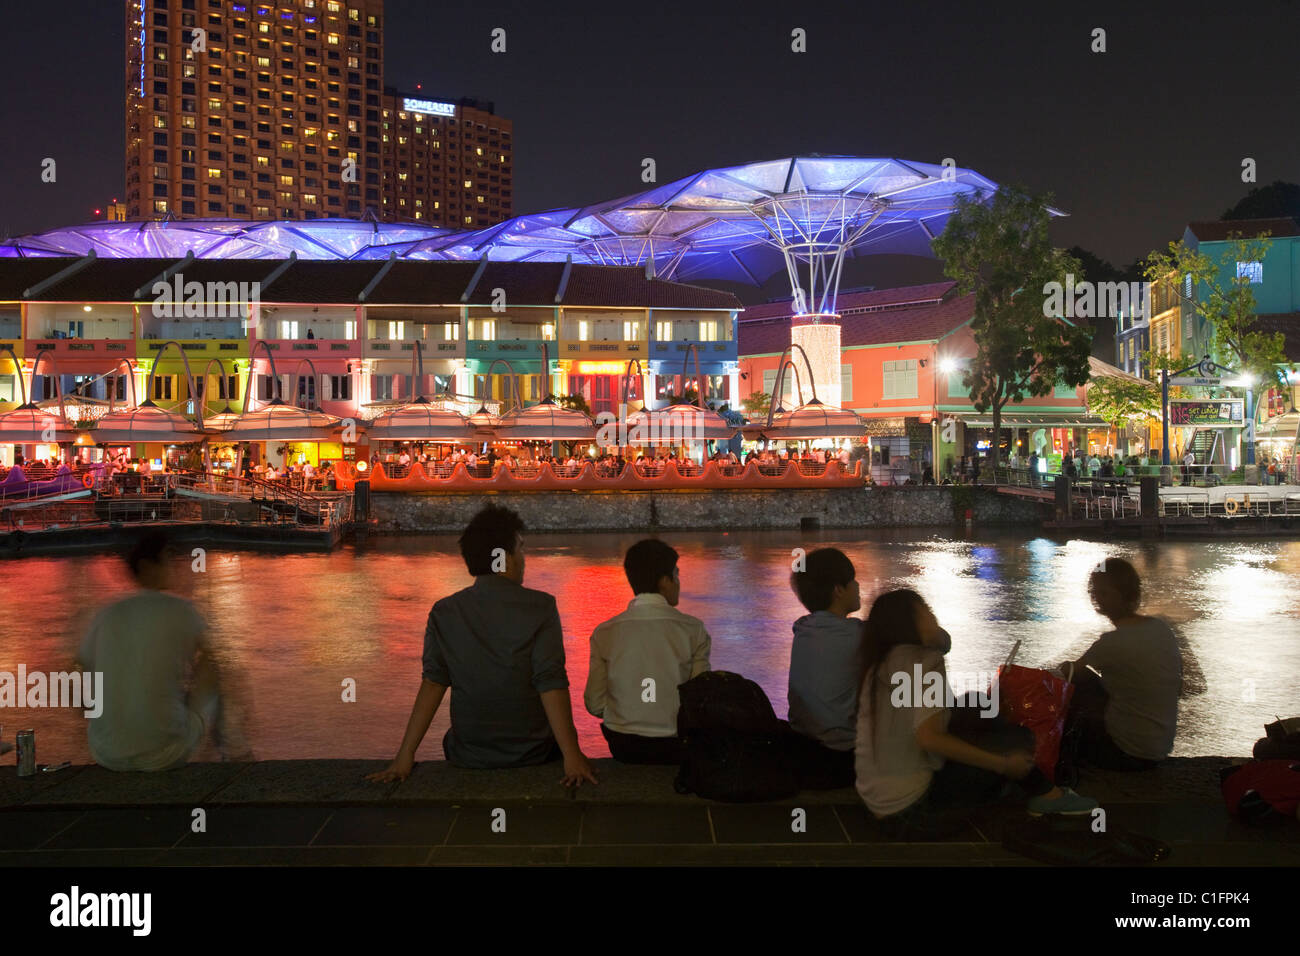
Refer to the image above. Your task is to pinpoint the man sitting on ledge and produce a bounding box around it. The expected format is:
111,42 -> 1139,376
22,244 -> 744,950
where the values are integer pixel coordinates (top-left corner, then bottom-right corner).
368,504 -> 598,788
584,539 -> 711,764
1062,558 -> 1182,772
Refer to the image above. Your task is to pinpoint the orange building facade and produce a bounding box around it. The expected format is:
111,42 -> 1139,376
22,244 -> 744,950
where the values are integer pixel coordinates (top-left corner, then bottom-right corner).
738,282 -> 1105,481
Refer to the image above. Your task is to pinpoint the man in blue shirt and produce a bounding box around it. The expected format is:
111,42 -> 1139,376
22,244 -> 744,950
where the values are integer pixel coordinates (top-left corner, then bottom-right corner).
369,504 -> 598,787
786,548 -> 867,788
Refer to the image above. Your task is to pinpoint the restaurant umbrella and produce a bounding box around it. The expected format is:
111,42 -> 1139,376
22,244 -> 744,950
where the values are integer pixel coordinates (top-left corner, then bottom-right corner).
740,345 -> 866,442
91,343 -> 210,445
363,341 -> 473,442
220,343 -> 342,442
620,349 -> 738,445
492,345 -> 598,443
739,399 -> 867,441
0,346 -> 79,445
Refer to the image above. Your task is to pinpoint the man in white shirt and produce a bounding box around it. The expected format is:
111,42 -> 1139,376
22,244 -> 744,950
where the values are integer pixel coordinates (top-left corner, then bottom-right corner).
77,531 -> 241,771
585,539 -> 711,763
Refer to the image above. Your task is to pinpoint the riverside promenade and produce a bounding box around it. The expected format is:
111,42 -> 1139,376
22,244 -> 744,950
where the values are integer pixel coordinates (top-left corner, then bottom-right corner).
1,757 -> 1294,866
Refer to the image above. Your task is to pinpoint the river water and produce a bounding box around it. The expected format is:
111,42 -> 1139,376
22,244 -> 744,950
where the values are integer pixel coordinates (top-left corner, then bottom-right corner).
2,530 -> 1298,764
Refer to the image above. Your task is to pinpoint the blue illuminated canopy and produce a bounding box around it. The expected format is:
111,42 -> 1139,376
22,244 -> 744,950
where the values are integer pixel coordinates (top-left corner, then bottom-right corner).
0,157 -> 1026,304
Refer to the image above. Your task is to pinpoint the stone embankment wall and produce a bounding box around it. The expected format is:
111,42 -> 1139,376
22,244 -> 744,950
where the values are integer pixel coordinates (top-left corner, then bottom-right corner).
368,486 -> 1042,533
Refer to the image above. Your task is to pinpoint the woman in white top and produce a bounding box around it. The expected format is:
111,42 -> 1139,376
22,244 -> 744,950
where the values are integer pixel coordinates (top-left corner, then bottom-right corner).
855,589 -> 1095,838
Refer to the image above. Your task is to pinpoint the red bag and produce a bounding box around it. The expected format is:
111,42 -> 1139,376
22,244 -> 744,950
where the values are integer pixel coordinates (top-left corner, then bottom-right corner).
1221,760 -> 1300,823
995,643 -> 1074,782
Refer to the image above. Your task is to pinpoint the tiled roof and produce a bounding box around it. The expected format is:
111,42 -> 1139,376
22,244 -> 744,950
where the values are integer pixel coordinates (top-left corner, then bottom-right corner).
0,258 -> 741,310
739,281 -> 956,321
739,291 -> 975,355
1187,218 -> 1300,241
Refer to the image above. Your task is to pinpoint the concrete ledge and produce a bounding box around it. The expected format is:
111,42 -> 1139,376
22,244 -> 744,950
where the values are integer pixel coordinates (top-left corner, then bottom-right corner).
0,756 -> 1237,810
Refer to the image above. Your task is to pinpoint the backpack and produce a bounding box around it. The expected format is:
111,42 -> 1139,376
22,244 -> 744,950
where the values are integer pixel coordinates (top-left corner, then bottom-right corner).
1221,760 -> 1300,825
673,671 -> 799,803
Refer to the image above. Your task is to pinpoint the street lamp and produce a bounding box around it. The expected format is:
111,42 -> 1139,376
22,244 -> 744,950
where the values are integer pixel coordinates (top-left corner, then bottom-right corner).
932,356 -> 961,481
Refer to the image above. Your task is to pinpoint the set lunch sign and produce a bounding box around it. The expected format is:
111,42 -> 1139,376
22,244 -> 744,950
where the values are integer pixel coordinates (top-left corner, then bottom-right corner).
1169,400 -> 1244,427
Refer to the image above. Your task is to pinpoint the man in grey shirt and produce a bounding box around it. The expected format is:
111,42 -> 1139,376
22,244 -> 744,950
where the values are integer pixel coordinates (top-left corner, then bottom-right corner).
369,505 -> 598,786
1064,557 -> 1182,769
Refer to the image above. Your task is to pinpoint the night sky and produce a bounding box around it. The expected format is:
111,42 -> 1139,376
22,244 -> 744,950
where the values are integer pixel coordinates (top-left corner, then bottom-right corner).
1,0 -> 1297,285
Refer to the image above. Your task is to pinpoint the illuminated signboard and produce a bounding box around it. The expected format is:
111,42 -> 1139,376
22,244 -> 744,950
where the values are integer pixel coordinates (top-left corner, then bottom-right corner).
576,362 -> 628,375
402,97 -> 456,117
1169,400 -> 1244,427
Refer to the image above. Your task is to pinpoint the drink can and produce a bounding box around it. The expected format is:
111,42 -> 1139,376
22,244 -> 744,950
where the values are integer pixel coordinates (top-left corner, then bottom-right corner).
16,730 -> 35,777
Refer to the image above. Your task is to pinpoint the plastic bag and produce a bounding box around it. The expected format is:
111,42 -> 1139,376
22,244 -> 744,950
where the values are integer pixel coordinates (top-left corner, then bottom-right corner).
995,642 -> 1074,782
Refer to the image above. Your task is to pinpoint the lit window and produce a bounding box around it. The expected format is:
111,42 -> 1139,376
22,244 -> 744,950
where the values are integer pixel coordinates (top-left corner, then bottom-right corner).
463,179 -> 471,188
655,320 -> 672,340
623,321 -> 640,340
207,168 -> 222,179
578,320 -> 589,342
444,321 -> 459,341
1236,261 -> 1263,284
541,323 -> 555,340
698,320 -> 718,342
388,321 -> 404,341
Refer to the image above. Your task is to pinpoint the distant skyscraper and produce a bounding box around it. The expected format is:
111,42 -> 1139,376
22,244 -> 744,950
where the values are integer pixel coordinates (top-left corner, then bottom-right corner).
381,89 -> 512,228
124,0 -> 512,226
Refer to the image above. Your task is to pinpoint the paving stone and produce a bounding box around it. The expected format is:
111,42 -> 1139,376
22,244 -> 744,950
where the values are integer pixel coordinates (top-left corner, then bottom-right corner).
177,807 -> 333,847
832,801 -> 987,844
0,809 -> 84,850
44,808 -> 194,849
0,848 -> 167,867
159,845 -> 430,866
580,805 -> 713,845
445,804 -> 581,846
428,845 -> 570,865
311,806 -> 456,846
709,804 -> 848,844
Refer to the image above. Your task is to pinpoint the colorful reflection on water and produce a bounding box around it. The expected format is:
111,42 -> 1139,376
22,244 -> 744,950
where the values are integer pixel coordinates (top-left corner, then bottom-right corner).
2,530 -> 1298,763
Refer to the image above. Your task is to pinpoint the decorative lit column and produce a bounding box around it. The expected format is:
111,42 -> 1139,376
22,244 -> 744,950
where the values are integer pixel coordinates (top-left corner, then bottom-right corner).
790,314 -> 841,407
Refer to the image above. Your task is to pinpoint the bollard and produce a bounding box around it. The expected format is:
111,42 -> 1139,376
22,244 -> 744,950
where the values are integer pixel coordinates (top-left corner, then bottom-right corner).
352,478 -> 370,522
1140,475 -> 1158,517
1055,474 -> 1072,518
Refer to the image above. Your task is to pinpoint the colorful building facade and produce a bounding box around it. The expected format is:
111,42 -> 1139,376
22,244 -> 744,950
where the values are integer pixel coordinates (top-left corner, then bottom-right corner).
738,282 -> 1104,478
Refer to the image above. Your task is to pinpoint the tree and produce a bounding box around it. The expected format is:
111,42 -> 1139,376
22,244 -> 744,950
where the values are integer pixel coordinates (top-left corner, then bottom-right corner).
660,387 -> 700,406
1144,233 -> 1288,388
1087,374 -> 1160,453
740,389 -> 771,420
931,186 -> 1094,466
1221,181 -> 1300,222
556,393 -> 591,416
